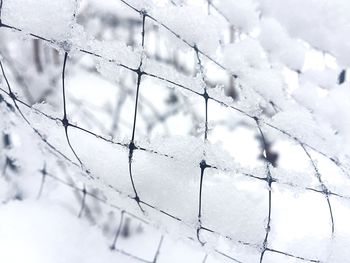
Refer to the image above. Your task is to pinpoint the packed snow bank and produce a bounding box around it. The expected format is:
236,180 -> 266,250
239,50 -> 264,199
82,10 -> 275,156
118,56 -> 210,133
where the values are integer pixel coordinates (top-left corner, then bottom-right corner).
0,200 -> 137,263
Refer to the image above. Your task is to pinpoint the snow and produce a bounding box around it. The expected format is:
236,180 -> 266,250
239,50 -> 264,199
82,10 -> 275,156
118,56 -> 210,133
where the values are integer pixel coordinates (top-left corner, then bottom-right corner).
259,17 -> 306,70
143,57 -> 205,95
220,39 -> 291,111
89,39 -> 142,69
202,174 -> 267,244
300,69 -> 339,90
216,0 -> 260,32
221,39 -> 267,75
152,5 -> 224,54
0,200 -> 138,263
258,0 -> 350,66
1,0 -> 78,40
268,184 -> 332,260
267,108 -> 342,158
2,0 -> 350,262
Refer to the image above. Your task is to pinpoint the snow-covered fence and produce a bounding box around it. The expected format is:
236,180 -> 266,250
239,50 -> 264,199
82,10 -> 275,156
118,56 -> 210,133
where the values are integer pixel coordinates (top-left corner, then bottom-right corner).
1,0 -> 350,262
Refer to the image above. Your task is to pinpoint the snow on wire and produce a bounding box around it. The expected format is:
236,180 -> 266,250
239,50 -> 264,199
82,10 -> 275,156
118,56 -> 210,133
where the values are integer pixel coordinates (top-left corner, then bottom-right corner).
0,0 -> 350,262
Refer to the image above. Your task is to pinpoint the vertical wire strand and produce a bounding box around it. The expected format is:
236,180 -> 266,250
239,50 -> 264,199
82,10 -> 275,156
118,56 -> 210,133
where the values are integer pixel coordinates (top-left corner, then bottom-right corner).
128,11 -> 147,212
110,210 -> 125,250
61,52 -> 84,167
255,118 -> 273,263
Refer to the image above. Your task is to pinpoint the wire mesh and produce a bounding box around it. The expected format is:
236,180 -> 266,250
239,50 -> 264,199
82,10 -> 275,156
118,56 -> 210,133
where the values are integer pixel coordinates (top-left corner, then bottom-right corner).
0,0 -> 349,262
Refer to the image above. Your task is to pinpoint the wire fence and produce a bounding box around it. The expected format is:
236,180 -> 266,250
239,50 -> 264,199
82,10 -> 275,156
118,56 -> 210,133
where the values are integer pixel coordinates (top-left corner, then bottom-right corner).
0,0 -> 349,262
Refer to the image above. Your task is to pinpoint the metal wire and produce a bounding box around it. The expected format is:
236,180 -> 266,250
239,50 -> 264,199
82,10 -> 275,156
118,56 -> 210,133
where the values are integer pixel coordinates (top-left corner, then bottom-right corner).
0,0 -> 348,262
